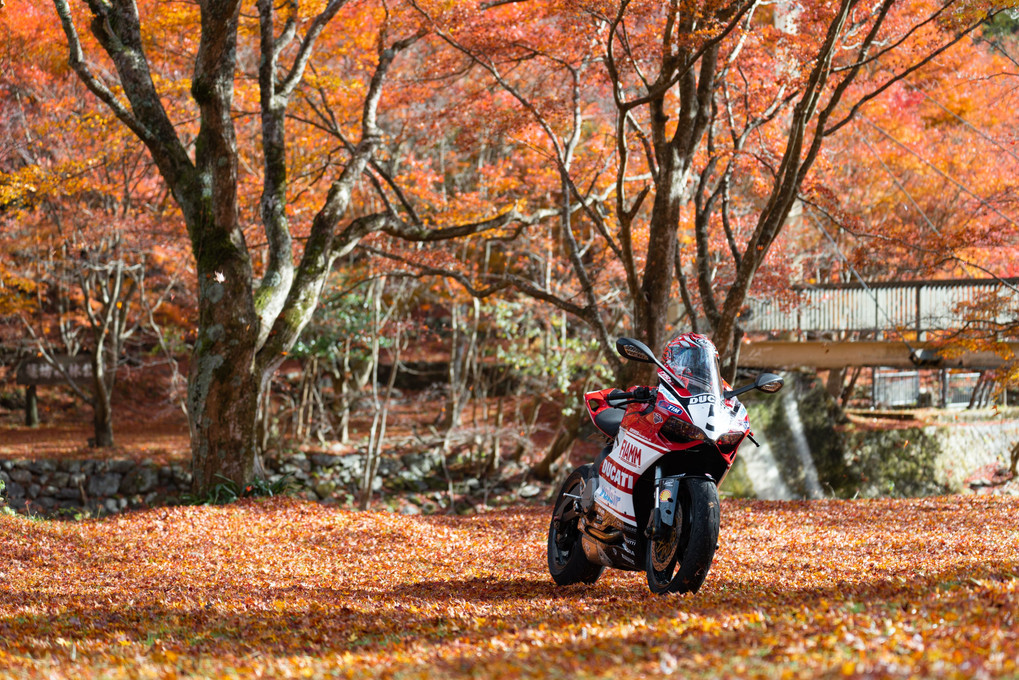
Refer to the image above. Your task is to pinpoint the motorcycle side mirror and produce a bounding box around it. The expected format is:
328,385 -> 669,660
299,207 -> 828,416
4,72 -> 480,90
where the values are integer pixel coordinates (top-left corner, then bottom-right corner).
615,337 -> 685,402
615,337 -> 657,364
724,372 -> 784,399
755,373 -> 784,393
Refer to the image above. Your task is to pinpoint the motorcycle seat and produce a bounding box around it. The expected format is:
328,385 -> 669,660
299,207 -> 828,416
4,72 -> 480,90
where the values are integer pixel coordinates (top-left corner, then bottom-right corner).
594,406 -> 625,438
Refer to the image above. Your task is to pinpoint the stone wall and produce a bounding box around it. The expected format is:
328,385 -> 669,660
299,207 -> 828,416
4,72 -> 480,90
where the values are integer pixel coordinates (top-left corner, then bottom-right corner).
0,449 -> 449,518
0,459 -> 189,516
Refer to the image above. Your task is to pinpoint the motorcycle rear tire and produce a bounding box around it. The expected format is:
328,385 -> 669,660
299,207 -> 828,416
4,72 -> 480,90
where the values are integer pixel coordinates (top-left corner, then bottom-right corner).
645,477 -> 720,595
547,464 -> 604,586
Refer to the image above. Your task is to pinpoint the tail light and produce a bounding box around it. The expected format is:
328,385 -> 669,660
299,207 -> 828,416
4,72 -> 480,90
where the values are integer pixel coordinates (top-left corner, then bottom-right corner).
660,416 -> 707,443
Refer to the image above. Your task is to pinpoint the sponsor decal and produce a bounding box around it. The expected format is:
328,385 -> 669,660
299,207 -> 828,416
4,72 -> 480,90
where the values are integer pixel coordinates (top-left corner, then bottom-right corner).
662,402 -> 685,416
596,483 -> 621,507
689,394 -> 721,406
618,440 -> 642,467
601,457 -> 635,492
659,488 -> 673,503
652,412 -> 663,424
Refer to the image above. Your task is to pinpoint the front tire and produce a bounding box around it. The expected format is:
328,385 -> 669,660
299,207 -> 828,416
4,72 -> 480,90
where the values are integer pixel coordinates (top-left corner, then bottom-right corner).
645,477 -> 720,595
547,465 -> 604,586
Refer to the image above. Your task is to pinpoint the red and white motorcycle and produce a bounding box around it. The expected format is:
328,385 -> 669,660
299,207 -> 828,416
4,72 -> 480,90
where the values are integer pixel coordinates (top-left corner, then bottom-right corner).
547,334 -> 783,594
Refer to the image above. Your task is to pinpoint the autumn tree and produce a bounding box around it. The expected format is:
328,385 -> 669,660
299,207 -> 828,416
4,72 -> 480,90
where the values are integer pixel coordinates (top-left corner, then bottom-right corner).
407,0 -> 1010,378
1,6 -> 188,445
43,0 -> 563,492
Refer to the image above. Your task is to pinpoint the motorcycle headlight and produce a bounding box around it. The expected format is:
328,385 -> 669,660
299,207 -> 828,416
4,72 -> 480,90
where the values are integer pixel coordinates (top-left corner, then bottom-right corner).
716,431 -> 746,447
660,416 -> 707,443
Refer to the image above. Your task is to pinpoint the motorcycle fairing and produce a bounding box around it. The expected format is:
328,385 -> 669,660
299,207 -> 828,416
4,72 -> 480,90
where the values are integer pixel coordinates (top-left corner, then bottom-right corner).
584,387 -> 630,438
656,376 -> 749,444
595,428 -> 669,526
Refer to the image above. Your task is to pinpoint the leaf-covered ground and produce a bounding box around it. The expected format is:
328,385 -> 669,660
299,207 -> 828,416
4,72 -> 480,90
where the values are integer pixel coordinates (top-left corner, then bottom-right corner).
1,496 -> 1017,679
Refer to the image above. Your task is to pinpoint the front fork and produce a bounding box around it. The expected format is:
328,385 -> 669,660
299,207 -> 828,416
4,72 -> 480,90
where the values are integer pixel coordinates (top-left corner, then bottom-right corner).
646,466 -> 682,539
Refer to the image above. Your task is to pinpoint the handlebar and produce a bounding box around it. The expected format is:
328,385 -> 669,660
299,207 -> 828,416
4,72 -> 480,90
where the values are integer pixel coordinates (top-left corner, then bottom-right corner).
605,386 -> 656,408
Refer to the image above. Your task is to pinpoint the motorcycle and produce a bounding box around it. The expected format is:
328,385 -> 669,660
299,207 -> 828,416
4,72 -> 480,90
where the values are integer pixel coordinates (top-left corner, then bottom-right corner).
547,334 -> 783,594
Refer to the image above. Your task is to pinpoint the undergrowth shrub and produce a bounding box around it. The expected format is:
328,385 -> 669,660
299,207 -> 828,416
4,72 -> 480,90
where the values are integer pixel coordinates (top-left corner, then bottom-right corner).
182,474 -> 294,506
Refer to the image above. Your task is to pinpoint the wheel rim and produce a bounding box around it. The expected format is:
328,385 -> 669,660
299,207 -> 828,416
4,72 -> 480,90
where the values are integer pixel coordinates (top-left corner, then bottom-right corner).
648,527 -> 680,587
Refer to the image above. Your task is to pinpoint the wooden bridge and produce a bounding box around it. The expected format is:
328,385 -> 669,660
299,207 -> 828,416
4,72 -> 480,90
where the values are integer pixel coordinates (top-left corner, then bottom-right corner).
738,278 -> 1019,370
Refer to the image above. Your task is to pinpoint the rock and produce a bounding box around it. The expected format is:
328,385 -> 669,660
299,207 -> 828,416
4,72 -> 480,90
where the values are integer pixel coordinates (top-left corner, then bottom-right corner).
59,460 -> 82,474
110,460 -> 136,474
0,471 -> 9,485
89,473 -> 123,497
340,454 -> 365,470
9,469 -> 32,485
313,480 -> 337,498
120,466 -> 160,495
103,498 -> 120,514
518,484 -> 542,499
57,487 -> 82,501
400,504 -> 421,515
27,460 -> 55,474
41,485 -> 60,497
49,472 -> 70,488
28,484 -> 40,499
4,481 -> 25,500
311,454 -> 342,468
288,454 -> 311,472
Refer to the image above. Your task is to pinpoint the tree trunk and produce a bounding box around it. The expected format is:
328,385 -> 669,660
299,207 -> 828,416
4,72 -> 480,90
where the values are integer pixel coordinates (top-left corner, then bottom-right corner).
25,386 -> 39,427
531,406 -> 585,481
88,343 -> 116,448
187,248 -> 261,493
189,342 -> 261,492
91,393 -> 115,448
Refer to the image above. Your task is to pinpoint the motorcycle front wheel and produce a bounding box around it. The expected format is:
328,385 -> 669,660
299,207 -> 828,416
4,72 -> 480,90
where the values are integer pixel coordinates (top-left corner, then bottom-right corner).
645,477 -> 720,595
547,464 -> 604,586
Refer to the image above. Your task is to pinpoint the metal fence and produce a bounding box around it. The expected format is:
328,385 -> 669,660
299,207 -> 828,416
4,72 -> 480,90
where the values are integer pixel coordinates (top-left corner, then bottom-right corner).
943,371 -> 983,407
745,278 -> 1019,335
873,370 -> 920,408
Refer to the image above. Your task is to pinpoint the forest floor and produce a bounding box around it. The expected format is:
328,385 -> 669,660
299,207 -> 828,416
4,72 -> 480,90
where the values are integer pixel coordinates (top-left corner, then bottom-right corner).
1,495 -> 1017,679
2,381 -> 1019,678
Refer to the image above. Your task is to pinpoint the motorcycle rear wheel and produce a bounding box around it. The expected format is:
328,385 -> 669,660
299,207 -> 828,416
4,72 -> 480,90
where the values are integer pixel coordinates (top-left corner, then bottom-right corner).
547,464 -> 604,586
645,477 -> 720,595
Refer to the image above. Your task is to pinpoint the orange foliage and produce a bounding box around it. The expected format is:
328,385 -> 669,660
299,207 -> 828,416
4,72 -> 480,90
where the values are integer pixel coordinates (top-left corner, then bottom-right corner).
1,496 -> 1017,678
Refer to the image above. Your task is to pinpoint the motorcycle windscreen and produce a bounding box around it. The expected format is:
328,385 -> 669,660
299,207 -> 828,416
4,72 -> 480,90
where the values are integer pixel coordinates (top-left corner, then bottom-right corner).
660,342 -> 724,396
658,345 -> 740,442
